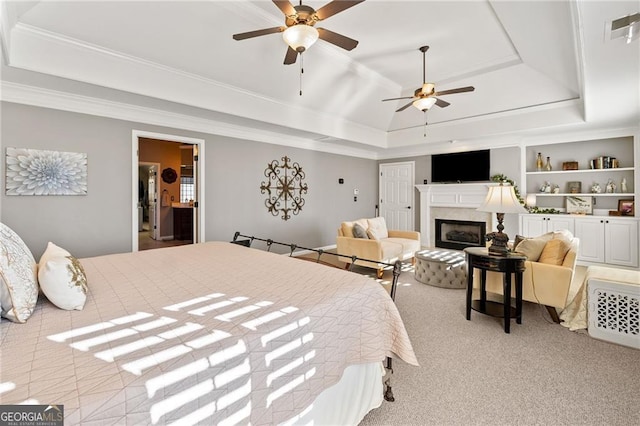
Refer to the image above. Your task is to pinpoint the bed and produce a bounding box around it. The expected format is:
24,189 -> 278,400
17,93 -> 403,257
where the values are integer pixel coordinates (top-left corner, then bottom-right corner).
0,236 -> 418,425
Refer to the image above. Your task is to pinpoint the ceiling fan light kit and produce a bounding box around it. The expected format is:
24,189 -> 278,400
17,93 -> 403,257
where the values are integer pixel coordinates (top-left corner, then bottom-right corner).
382,45 -> 475,134
282,24 -> 319,52
413,97 -> 437,111
233,0 -> 364,65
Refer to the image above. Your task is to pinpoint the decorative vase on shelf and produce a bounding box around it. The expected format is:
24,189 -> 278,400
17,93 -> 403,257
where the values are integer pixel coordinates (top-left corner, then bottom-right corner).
544,156 -> 552,171
621,178 -> 627,193
536,153 -> 544,171
606,179 -> 616,193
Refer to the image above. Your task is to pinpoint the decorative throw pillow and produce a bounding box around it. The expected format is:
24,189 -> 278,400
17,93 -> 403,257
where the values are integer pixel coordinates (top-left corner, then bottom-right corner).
367,217 -> 389,240
538,239 -> 571,265
352,223 -> 369,239
513,237 -> 548,261
513,235 -> 527,251
38,242 -> 88,311
341,219 -> 368,238
553,229 -> 574,244
0,222 -> 38,323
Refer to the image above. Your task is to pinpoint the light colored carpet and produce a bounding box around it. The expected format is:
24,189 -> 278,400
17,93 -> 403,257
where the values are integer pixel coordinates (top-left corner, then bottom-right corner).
355,264 -> 638,426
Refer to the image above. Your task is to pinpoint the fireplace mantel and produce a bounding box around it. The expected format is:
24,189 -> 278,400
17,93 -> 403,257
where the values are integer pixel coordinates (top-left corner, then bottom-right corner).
416,183 -> 496,247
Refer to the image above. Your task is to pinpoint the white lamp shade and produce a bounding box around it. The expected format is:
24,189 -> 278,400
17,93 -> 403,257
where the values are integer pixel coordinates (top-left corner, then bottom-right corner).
477,183 -> 528,214
525,194 -> 537,207
412,97 -> 437,111
283,24 -> 319,52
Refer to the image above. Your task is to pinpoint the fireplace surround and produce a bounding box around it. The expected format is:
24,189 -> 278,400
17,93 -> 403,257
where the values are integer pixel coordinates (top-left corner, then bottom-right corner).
416,183 -> 496,248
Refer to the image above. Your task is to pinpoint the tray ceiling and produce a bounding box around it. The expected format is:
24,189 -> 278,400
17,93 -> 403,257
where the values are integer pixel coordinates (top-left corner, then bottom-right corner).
1,1 -> 638,157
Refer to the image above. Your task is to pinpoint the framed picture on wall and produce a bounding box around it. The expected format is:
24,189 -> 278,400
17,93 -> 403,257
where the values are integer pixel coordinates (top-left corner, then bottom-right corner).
5,147 -> 87,196
618,199 -> 634,216
566,196 -> 593,215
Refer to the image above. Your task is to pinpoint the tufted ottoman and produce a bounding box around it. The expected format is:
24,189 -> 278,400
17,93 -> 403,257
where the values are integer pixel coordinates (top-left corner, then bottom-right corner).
414,249 -> 467,289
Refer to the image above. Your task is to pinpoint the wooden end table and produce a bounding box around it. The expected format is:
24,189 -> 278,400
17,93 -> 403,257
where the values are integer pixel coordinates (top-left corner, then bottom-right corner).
464,247 -> 527,333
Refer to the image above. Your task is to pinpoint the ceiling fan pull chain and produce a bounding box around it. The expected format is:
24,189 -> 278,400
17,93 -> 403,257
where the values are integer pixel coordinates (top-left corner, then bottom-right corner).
423,111 -> 427,137
299,53 -> 304,96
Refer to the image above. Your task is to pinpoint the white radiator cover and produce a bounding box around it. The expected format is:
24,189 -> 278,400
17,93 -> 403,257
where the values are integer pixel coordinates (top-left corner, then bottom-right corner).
588,278 -> 640,349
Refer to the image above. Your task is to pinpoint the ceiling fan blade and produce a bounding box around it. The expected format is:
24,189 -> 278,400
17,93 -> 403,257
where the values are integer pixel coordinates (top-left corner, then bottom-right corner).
396,100 -> 415,112
315,0 -> 365,20
434,98 -> 450,108
272,0 -> 296,16
382,96 -> 414,102
434,86 -> 475,96
233,26 -> 286,41
317,28 -> 358,50
284,46 -> 298,65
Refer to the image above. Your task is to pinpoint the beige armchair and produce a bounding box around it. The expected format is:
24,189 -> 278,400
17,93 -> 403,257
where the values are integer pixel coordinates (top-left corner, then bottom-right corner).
337,217 -> 421,278
472,232 -> 579,322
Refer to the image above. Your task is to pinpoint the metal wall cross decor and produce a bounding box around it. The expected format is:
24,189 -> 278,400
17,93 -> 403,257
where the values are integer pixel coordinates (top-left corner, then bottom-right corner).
260,156 -> 308,220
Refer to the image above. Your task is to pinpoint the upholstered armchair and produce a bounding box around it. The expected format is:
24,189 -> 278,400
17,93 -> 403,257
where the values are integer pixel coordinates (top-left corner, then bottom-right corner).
472,231 -> 580,322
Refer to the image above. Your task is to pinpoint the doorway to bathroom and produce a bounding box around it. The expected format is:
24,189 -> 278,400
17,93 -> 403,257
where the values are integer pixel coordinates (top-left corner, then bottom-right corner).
132,130 -> 205,252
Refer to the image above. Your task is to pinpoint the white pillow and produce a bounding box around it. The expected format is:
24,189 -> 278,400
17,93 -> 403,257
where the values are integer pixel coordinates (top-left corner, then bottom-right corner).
367,217 -> 389,240
38,242 -> 88,311
0,222 -> 38,323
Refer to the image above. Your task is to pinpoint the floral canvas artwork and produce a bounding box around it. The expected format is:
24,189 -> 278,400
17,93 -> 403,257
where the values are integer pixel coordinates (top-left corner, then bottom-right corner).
6,147 -> 87,195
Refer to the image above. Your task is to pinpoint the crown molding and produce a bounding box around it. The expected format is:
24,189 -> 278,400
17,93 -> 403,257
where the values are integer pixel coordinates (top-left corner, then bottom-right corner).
1,81 -> 380,159
9,23 -> 388,149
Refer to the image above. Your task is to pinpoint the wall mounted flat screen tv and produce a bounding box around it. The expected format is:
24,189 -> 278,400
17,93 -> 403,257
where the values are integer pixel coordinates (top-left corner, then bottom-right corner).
431,149 -> 490,183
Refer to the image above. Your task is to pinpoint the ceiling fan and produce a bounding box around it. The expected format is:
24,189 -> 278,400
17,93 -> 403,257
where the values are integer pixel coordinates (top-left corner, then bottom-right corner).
382,46 -> 475,113
232,0 -> 364,65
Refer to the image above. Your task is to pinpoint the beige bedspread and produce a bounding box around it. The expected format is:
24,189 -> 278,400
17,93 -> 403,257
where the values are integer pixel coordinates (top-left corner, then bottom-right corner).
0,241 -> 417,425
560,265 -> 640,331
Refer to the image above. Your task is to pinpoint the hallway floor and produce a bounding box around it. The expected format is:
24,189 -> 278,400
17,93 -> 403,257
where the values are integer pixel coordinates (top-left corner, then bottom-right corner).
138,223 -> 191,250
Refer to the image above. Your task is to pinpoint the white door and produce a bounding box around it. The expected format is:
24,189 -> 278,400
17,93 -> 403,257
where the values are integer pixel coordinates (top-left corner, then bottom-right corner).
379,162 -> 414,230
192,145 -> 200,243
148,166 -> 159,240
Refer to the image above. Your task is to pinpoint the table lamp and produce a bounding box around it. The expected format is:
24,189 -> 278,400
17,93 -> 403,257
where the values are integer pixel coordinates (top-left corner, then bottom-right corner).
477,182 -> 528,256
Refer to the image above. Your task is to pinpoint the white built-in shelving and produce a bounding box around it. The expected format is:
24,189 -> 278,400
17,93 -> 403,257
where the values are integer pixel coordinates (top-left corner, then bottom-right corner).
521,135 -> 639,268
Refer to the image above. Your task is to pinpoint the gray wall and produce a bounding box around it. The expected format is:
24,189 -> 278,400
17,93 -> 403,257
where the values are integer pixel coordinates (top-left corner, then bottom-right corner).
380,146 -> 523,238
1,102 -> 378,259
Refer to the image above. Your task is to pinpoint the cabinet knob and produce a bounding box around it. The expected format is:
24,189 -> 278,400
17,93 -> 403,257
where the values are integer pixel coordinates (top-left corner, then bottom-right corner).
600,220 -> 604,223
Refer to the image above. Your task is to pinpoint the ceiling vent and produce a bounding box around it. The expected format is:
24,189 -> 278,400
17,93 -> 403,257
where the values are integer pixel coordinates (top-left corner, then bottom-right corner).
607,12 -> 640,44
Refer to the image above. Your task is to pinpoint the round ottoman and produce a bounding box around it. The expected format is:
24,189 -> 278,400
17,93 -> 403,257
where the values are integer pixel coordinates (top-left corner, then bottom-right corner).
414,249 -> 467,289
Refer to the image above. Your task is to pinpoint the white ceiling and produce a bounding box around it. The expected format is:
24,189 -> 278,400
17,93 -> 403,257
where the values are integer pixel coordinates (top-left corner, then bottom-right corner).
1,0 -> 638,158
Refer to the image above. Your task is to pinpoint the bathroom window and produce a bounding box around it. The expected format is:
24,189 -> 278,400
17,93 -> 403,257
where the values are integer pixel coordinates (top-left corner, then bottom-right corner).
180,176 -> 194,203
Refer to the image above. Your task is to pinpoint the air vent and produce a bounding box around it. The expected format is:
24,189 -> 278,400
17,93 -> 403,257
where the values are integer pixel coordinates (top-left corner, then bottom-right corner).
607,12 -> 640,44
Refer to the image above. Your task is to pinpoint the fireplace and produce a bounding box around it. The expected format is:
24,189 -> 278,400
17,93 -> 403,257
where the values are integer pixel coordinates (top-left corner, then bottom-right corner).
435,219 -> 486,250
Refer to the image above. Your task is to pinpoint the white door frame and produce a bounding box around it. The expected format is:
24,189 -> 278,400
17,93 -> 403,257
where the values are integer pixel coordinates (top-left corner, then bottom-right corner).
379,161 -> 415,230
131,130 -> 206,252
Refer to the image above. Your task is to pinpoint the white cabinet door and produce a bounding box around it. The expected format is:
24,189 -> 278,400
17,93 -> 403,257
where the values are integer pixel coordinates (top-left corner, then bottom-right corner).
604,219 -> 639,267
547,216 -> 575,234
521,215 -> 546,237
520,215 -> 574,237
574,218 -> 605,263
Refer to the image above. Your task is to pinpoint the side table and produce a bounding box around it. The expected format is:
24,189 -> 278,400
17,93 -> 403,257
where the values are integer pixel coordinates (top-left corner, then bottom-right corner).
464,247 -> 527,333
